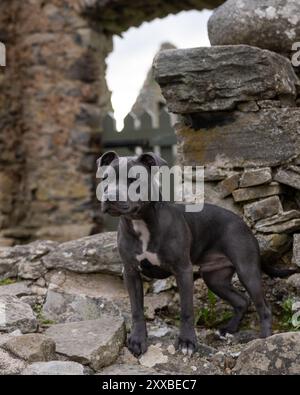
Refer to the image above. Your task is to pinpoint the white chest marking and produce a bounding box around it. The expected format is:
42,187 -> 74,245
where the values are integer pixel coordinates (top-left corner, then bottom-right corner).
132,220 -> 161,266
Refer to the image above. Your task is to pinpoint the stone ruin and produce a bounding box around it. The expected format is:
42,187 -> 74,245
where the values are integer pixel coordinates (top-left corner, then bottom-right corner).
154,0 -> 300,272
0,0 -> 300,376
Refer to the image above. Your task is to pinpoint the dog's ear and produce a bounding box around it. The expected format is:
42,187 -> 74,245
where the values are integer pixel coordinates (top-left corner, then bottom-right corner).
97,151 -> 118,168
137,152 -> 168,169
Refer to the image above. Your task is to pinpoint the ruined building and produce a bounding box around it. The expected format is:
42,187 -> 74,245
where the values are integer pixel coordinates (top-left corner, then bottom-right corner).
0,0 -> 223,245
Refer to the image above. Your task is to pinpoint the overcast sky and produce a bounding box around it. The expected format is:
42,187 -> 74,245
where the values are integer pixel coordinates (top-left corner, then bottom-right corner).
106,10 -> 212,130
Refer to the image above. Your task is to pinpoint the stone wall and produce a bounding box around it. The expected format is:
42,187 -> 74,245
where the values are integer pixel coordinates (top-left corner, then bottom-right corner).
0,0 -> 223,245
154,0 -> 300,268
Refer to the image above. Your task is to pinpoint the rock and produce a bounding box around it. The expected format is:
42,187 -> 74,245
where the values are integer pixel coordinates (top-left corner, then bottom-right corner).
0,349 -> 26,375
216,173 -> 240,198
232,183 -> 282,202
0,248 -> 18,280
274,166 -> 300,190
0,330 -> 22,347
152,278 -> 175,294
43,232 -> 122,276
244,196 -> 283,222
0,295 -> 38,333
204,182 -> 242,216
287,274 -> 300,291
154,46 -> 298,114
22,361 -> 86,375
139,344 -> 169,368
234,332 -> 300,375
293,234 -> 300,267
1,334 -> 56,362
0,281 -> 32,297
45,317 -> 125,371
208,0 -> 300,57
176,109 -> 300,169
0,240 -> 57,281
204,166 -> 232,181
255,210 -> 300,233
98,364 -> 158,375
256,233 -> 291,262
144,293 -> 173,320
42,271 -> 126,323
240,168 -> 272,188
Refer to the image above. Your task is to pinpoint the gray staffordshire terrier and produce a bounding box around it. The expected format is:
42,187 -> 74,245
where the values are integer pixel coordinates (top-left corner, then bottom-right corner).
97,151 -> 297,357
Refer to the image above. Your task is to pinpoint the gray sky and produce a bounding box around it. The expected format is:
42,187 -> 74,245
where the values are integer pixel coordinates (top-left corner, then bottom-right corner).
106,10 -> 212,130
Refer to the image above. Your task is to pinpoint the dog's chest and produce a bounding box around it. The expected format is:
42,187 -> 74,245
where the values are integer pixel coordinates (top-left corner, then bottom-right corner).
132,220 -> 161,267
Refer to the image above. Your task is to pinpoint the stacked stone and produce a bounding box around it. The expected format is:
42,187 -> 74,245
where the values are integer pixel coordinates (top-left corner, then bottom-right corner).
154,0 -> 300,267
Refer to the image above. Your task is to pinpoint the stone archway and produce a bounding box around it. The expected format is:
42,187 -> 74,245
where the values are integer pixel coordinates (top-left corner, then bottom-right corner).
0,0 -> 224,244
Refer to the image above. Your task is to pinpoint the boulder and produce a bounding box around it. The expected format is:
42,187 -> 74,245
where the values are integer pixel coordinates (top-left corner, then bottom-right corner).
1,334 -> 56,362
255,210 -> 300,233
293,234 -> 300,267
234,332 -> 300,374
45,317 -> 125,371
240,168 -> 272,188
0,349 -> 26,375
43,232 -> 122,276
208,0 -> 300,56
274,166 -> 300,190
22,361 -> 86,375
154,46 -> 298,114
244,196 -> 283,222
232,183 -> 282,203
0,295 -> 37,333
176,109 -> 300,169
42,271 -> 126,323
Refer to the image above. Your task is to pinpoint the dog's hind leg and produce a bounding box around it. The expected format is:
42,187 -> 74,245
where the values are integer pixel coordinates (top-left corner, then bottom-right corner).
202,267 -> 249,336
224,236 -> 272,338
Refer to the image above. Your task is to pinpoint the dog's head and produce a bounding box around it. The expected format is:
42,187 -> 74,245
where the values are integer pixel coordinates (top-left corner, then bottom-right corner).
96,151 -> 167,217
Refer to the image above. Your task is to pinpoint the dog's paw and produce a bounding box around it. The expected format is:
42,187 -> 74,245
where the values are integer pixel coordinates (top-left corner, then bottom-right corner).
127,334 -> 148,357
175,336 -> 197,356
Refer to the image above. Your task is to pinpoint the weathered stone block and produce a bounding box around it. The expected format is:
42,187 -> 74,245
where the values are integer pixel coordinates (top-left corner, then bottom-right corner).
256,233 -> 291,263
244,196 -> 282,222
255,210 -> 300,233
2,334 -> 56,363
22,361 -> 86,375
43,232 -> 122,275
232,183 -> 282,203
208,0 -> 300,57
42,271 -> 127,323
216,173 -> 240,198
0,295 -> 37,333
233,332 -> 300,375
240,168 -> 272,188
176,109 -> 300,169
154,46 -> 298,113
292,234 -> 300,267
45,317 -> 125,371
274,166 -> 300,190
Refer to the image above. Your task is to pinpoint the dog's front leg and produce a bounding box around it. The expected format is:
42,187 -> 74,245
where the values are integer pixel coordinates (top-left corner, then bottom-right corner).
175,265 -> 197,355
123,264 -> 147,357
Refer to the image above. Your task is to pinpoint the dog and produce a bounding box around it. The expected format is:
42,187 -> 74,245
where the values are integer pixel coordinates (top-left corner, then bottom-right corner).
97,151 -> 296,357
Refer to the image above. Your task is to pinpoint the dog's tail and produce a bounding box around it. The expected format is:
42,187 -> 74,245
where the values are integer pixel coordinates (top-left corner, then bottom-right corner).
261,260 -> 300,278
